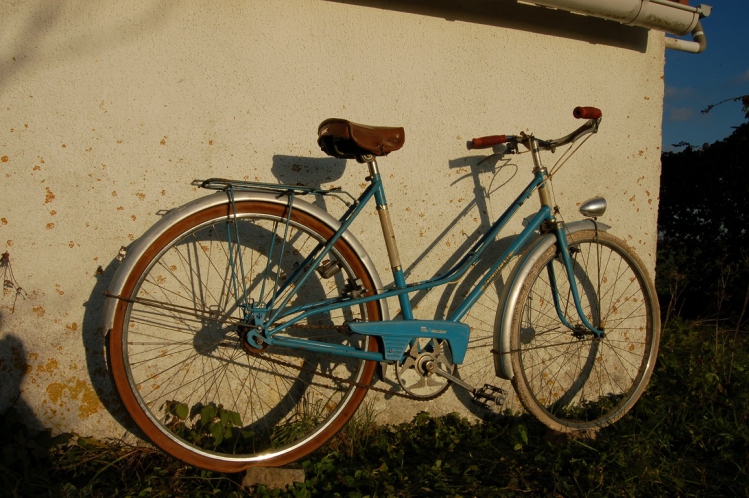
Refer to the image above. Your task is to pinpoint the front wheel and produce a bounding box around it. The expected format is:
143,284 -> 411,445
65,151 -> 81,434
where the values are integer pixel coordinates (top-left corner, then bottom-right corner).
108,200 -> 382,471
510,230 -> 660,432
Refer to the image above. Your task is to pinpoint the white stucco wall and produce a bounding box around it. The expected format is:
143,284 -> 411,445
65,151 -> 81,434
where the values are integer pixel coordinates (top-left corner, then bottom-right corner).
0,0 -> 664,438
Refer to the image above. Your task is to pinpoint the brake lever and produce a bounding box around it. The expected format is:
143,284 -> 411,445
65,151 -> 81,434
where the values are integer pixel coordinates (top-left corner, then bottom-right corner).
518,131 -> 531,151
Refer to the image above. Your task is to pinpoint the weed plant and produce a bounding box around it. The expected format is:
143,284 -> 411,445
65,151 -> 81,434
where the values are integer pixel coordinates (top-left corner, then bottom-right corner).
1,319 -> 748,497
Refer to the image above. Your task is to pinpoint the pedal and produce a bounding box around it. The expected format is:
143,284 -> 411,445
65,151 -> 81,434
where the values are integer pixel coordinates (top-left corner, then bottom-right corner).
472,384 -> 507,411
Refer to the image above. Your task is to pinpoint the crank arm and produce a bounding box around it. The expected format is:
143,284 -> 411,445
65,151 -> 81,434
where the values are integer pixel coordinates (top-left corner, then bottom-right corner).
427,362 -> 476,393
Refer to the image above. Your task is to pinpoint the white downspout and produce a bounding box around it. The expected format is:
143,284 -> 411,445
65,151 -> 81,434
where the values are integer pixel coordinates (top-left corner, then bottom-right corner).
524,0 -> 712,53
664,20 -> 706,54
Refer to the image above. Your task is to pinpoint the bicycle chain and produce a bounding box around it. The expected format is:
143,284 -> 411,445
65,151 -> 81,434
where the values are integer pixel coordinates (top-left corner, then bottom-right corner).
244,344 -> 419,400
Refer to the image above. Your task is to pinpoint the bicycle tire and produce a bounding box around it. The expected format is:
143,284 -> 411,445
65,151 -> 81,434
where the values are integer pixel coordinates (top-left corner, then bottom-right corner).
108,200 -> 382,471
509,230 -> 660,432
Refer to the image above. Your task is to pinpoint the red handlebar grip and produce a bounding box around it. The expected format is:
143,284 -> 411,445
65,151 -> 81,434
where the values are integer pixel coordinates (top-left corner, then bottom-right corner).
573,107 -> 602,119
471,135 -> 507,149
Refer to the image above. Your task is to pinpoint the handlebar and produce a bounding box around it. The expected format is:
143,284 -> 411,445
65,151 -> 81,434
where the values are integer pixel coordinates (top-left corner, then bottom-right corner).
471,135 -> 507,149
470,106 -> 602,151
573,106 -> 602,119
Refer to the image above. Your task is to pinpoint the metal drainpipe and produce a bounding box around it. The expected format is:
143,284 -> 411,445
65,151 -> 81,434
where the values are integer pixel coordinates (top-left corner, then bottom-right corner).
525,0 -> 711,53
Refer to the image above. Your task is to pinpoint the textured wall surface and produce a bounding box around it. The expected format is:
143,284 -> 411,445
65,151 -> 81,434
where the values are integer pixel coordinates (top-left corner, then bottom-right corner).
1,0 -> 664,438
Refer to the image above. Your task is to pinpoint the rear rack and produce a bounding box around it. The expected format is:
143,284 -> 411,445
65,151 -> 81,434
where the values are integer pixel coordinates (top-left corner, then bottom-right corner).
193,178 -> 358,206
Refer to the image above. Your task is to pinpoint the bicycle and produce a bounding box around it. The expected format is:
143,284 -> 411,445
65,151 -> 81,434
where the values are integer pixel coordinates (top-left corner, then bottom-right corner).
103,106 -> 660,472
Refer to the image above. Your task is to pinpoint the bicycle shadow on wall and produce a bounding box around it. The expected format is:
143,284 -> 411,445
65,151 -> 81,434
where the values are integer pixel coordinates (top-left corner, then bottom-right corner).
429,151 -> 612,417
271,151 -> 531,416
405,148 -> 520,312
401,150 -> 530,415
85,152 -> 610,432
273,151 -> 525,330
271,155 -> 348,212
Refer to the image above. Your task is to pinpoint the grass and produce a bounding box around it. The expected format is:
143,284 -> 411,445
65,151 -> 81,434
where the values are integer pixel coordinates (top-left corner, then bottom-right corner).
2,319 -> 748,497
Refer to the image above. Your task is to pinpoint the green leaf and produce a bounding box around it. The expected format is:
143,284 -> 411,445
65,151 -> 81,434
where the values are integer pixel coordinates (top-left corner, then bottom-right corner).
518,424 -> 528,445
175,403 -> 188,420
210,422 -> 224,445
220,408 -> 242,427
201,404 -> 217,426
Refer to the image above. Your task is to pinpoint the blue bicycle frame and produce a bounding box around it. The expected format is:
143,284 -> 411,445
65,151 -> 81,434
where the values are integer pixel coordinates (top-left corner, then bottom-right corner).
215,143 -> 603,364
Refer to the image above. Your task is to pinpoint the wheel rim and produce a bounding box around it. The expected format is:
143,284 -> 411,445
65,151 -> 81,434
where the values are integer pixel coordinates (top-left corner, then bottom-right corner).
513,233 -> 658,430
110,203 -> 380,470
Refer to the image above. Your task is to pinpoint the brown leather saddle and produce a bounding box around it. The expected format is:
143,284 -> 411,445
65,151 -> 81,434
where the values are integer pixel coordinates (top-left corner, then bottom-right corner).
318,119 -> 405,163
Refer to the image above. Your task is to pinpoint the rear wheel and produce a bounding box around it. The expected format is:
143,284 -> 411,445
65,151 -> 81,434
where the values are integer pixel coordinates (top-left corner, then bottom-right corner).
510,230 -> 659,432
109,201 -> 382,471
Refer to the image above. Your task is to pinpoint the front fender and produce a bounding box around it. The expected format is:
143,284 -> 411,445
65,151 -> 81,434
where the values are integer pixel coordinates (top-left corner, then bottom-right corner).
494,220 -> 610,380
102,191 -> 389,335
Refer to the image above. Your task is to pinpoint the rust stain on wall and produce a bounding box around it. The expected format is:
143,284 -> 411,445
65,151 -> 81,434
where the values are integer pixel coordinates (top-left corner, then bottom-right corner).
44,187 -> 55,204
45,376 -> 104,419
36,358 -> 59,374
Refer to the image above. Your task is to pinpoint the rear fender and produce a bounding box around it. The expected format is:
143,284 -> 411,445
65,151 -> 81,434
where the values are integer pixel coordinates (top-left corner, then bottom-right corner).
102,191 -> 389,335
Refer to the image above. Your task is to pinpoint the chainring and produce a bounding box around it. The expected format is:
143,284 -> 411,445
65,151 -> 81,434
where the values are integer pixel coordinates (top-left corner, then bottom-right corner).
395,338 -> 455,400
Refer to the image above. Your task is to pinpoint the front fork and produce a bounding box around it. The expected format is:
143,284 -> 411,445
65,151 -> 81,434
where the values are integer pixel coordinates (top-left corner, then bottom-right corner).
548,224 -> 605,338
529,136 -> 604,339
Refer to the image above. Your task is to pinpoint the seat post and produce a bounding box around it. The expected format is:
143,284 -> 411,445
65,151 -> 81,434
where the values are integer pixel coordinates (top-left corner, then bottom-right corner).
366,156 -> 414,320
365,155 -> 380,179
367,156 -> 402,271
